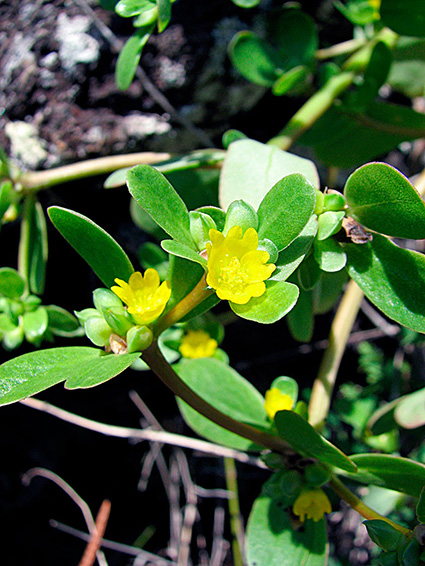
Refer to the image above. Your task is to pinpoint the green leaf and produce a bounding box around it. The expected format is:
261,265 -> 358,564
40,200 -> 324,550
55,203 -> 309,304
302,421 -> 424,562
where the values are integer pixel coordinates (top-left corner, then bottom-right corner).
344,163 -> 425,239
219,139 -> 319,211
45,305 -> 81,337
257,173 -> 316,251
222,129 -> 248,148
161,240 -> 207,268
271,216 -> 317,282
300,101 -> 425,168
381,0 -> 425,37
313,269 -> 348,314
270,376 -> 298,404
0,268 -> 25,299
335,0 -> 378,25
417,486 -> 425,523
363,520 -> 405,552
270,8 -> 318,67
0,347 -> 140,405
313,238 -> 347,273
389,37 -> 425,98
229,31 -> 282,87
274,410 -> 357,472
272,65 -> 310,96
22,307 -> 48,344
176,358 -> 269,451
19,197 -> 48,295
127,164 -> 195,248
394,387 -> 425,429
0,179 -> 14,222
286,287 -> 314,342
246,495 -> 328,566
352,42 -> 393,111
48,207 -> 134,289
345,233 -> 425,333
343,454 -> 425,498
316,211 -> 345,241
115,25 -> 154,90
156,0 -> 171,32
115,0 -> 155,17
231,0 -> 260,7
230,280 -> 299,324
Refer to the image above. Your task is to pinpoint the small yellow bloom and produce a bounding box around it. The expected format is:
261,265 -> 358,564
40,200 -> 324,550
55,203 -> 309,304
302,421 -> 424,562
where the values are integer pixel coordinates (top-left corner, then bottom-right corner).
179,329 -> 218,359
206,226 -> 275,305
264,388 -> 294,420
293,488 -> 332,522
111,269 -> 171,326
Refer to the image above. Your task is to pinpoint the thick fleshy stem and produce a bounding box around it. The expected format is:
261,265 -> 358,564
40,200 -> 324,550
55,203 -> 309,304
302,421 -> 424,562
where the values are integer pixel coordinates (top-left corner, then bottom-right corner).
17,152 -> 171,192
142,340 -> 293,454
153,273 -> 214,336
329,476 -> 411,537
308,279 -> 364,429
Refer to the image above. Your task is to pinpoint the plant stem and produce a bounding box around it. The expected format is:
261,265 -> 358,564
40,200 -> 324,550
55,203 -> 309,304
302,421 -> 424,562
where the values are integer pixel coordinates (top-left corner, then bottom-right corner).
308,279 -> 364,429
329,476 -> 411,537
224,457 -> 245,566
268,71 -> 356,151
142,340 -> 293,454
315,38 -> 367,60
153,273 -> 214,336
17,152 -> 172,192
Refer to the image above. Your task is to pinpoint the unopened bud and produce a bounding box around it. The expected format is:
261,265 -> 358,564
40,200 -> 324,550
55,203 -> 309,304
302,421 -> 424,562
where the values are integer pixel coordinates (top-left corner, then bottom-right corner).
223,200 -> 258,235
126,325 -> 153,353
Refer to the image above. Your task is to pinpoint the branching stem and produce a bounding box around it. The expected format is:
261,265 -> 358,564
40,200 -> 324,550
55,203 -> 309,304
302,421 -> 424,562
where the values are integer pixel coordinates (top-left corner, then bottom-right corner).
329,476 -> 411,537
17,152 -> 171,192
142,340 -> 293,454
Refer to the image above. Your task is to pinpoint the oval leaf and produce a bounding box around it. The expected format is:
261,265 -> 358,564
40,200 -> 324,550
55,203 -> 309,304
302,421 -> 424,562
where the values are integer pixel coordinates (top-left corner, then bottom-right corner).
176,358 -> 269,451
274,410 -> 357,472
0,347 -> 139,405
344,162 -> 425,239
343,454 -> 425,498
246,495 -> 328,566
161,239 -> 207,268
381,0 -> 425,38
0,268 -> 25,299
219,139 -> 320,211
48,207 -> 134,288
115,25 -> 154,90
229,31 -> 282,87
345,233 -> 425,333
394,387 -> 425,429
127,164 -> 195,248
257,173 -> 316,251
230,280 -> 299,324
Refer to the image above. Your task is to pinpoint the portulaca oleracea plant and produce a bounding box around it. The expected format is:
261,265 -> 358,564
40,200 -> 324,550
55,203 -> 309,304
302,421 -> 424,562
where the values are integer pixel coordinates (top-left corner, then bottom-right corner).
3,0 -> 425,563
2,143 -> 425,564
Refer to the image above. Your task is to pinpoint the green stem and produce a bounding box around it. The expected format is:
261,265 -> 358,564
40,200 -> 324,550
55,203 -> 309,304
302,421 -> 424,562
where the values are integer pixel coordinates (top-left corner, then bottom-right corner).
224,457 -> 245,566
315,38 -> 367,60
329,476 -> 411,537
268,71 -> 356,151
142,340 -> 293,454
308,279 -> 364,429
153,273 -> 213,336
17,152 -> 172,192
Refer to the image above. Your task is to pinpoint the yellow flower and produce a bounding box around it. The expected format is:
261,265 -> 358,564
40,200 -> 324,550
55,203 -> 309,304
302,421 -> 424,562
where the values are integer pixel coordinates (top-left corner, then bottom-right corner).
179,329 -> 218,359
293,488 -> 332,522
206,226 -> 276,305
111,269 -> 171,326
264,388 -> 294,420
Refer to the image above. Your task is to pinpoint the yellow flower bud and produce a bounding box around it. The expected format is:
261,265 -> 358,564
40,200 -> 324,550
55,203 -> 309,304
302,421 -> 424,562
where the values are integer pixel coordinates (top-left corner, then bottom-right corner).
264,388 -> 294,420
